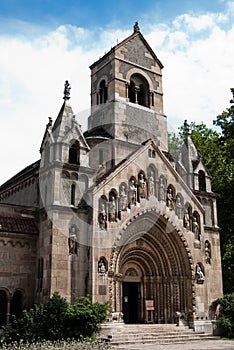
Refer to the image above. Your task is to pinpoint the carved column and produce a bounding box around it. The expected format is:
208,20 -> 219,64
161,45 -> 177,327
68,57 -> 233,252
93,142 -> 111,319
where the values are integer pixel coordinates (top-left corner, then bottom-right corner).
149,90 -> 154,108
125,82 -> 130,100
135,86 -> 140,104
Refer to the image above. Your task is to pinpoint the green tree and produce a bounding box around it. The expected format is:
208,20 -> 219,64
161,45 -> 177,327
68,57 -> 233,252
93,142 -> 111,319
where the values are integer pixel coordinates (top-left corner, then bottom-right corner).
189,89 -> 234,294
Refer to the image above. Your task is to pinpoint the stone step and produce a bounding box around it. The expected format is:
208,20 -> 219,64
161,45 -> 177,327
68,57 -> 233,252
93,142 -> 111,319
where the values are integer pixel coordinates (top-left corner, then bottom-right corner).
98,323 -> 220,347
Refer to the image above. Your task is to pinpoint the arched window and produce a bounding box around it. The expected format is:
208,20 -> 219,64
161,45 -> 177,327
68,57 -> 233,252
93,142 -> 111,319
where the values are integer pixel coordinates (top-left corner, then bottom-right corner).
69,140 -> 80,165
71,184 -> 76,206
99,80 -> 108,104
198,170 -> 206,191
128,73 -> 149,107
10,290 -> 23,320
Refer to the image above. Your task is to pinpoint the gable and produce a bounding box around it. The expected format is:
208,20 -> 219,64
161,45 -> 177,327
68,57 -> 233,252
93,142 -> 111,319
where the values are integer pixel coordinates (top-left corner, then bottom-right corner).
94,140 -> 203,214
116,34 -> 162,71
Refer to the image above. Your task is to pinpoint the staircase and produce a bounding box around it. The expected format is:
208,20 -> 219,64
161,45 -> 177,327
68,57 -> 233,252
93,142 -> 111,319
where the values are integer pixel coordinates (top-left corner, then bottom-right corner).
98,323 -> 219,348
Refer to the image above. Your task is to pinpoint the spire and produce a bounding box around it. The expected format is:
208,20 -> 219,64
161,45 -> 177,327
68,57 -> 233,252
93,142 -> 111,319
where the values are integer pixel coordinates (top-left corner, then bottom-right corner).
63,80 -> 71,100
133,21 -> 140,33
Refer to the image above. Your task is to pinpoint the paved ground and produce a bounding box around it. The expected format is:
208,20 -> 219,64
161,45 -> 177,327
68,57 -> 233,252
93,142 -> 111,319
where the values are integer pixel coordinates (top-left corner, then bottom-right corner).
112,339 -> 234,350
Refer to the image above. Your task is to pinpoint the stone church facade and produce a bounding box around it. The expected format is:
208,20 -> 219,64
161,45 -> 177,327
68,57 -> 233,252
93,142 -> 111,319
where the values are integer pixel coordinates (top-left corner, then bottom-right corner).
0,24 -> 222,332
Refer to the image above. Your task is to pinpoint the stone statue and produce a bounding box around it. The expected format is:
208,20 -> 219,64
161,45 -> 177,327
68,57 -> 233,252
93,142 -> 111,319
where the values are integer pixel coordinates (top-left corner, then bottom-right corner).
175,196 -> 183,219
128,179 -> 137,207
63,80 -> 71,100
148,171 -> 155,197
184,209 -> 190,229
205,241 -> 211,264
133,21 -> 140,33
166,188 -> 174,210
98,259 -> 107,275
192,216 -> 200,240
138,173 -> 146,199
68,225 -> 78,255
196,264 -> 205,281
159,178 -> 165,201
109,196 -> 117,222
98,203 -> 107,230
119,185 -> 127,211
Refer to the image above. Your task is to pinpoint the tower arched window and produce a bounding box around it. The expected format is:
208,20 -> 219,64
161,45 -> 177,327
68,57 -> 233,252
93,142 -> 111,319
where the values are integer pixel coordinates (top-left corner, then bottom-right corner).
69,140 -> 80,165
71,184 -> 76,206
99,80 -> 108,104
198,170 -> 206,191
128,73 -> 149,107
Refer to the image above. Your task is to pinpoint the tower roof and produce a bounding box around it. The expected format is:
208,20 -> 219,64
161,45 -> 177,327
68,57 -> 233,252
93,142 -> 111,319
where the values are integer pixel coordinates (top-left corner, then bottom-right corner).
90,23 -> 163,70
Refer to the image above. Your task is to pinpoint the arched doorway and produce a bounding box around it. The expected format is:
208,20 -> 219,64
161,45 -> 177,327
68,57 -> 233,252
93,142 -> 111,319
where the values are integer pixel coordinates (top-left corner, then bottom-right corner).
10,290 -> 23,320
110,211 -> 194,325
0,289 -> 8,326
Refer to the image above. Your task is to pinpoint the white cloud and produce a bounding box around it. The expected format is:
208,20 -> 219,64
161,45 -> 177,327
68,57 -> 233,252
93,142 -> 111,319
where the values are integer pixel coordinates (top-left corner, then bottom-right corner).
0,10 -> 234,184
173,13 -> 227,32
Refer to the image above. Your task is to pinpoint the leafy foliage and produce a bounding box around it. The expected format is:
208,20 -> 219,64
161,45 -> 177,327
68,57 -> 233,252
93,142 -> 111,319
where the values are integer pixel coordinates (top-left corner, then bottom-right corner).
213,293 -> 234,338
1,293 -> 108,346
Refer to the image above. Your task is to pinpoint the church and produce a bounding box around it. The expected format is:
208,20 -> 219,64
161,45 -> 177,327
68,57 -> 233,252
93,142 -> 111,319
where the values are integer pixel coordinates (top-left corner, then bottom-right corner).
0,23 -> 222,333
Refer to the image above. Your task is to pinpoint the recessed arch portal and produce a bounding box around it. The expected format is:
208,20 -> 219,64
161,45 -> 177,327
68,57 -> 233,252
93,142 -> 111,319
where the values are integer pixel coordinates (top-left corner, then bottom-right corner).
109,210 -> 194,325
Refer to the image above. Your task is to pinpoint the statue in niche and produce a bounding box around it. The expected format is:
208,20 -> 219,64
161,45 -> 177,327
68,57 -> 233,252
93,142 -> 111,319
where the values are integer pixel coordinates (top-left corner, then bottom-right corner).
98,258 -> 107,275
128,179 -> 137,207
109,196 -> 117,222
68,225 -> 78,255
119,185 -> 127,211
148,171 -> 155,197
196,263 -> 205,282
192,216 -> 200,240
184,209 -> 190,229
175,196 -> 183,219
138,173 -> 146,199
205,241 -> 211,264
166,188 -> 174,210
159,178 -> 165,201
98,203 -> 107,230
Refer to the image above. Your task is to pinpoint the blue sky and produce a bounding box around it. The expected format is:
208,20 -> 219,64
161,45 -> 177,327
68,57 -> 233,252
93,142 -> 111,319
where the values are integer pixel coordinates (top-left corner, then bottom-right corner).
0,0 -> 234,184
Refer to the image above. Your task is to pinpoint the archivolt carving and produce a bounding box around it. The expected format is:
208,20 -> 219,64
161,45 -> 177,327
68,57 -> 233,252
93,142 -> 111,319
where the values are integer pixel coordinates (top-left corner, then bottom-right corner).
109,207 -> 196,313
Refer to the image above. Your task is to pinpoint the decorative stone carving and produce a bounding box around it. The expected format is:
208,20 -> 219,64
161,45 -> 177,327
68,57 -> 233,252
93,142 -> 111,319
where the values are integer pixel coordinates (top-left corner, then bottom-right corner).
138,173 -> 146,199
128,178 -> 137,207
98,203 -> 107,230
205,241 -> 211,264
192,216 -> 200,240
159,177 -> 165,201
109,196 -> 117,222
68,225 -> 79,255
175,196 -> 183,219
184,210 -> 190,230
119,184 -> 127,211
98,258 -> 107,275
196,263 -> 205,283
63,80 -> 71,100
148,171 -> 155,197
166,187 -> 174,210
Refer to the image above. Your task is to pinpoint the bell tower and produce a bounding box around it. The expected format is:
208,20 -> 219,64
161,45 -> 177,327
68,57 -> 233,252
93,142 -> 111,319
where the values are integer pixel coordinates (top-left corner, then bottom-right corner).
87,23 -> 168,151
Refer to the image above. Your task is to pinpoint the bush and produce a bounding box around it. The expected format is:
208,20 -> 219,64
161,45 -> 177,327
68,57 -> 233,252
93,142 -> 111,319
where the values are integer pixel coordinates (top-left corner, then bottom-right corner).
1,293 -> 108,346
213,292 -> 234,338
